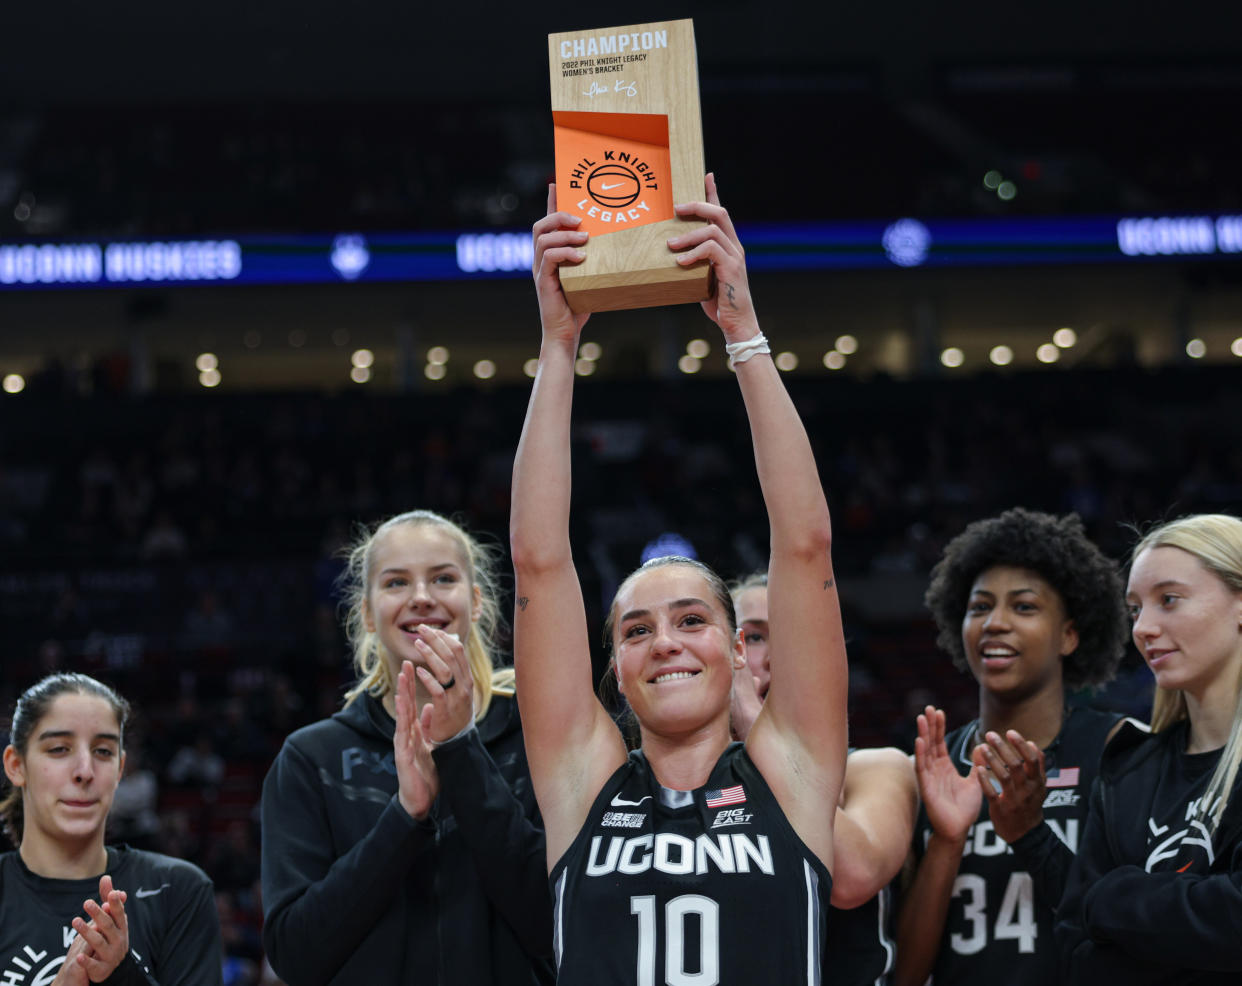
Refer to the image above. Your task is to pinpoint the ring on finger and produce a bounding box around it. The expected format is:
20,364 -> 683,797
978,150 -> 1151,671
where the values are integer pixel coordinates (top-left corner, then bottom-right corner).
442,675 -> 456,690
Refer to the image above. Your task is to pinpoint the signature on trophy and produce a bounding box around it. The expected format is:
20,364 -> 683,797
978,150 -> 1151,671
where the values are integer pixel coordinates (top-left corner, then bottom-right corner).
583,80 -> 639,99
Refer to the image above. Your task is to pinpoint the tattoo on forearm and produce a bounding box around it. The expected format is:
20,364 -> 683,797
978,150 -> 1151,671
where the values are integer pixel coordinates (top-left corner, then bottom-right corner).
725,282 -> 737,308
518,596 -> 529,611
823,579 -> 834,590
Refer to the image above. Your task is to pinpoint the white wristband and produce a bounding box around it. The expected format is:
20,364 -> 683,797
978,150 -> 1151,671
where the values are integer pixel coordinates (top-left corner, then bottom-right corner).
725,332 -> 770,369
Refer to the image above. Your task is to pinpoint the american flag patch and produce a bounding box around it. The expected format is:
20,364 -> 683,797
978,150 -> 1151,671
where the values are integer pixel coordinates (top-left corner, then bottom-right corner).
705,785 -> 746,808
1046,767 -> 1080,788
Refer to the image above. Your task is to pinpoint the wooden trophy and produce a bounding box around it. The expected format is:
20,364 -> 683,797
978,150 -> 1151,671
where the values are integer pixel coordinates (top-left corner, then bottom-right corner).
548,19 -> 710,313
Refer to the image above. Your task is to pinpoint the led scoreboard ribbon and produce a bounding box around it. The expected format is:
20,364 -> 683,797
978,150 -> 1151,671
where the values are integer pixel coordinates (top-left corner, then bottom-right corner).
2,214 -> 1240,291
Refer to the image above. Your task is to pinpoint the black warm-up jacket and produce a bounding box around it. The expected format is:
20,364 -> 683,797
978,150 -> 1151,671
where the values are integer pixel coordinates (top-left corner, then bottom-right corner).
1056,720 -> 1242,985
261,690 -> 554,986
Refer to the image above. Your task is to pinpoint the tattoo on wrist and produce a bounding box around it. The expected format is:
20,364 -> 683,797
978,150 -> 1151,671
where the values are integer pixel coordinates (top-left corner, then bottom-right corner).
725,282 -> 737,307
518,596 -> 529,611
823,579 -> 835,590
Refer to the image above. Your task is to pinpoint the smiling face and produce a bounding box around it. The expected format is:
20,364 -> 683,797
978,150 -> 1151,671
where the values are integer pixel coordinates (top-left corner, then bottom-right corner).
1127,545 -> 1242,703
363,522 -> 482,678
733,585 -> 771,700
611,564 -> 745,738
961,565 -> 1077,702
2,692 -> 124,854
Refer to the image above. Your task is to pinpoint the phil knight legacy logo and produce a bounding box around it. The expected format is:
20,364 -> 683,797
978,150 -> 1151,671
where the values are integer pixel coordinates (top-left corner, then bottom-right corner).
555,131 -> 675,236
568,149 -> 662,225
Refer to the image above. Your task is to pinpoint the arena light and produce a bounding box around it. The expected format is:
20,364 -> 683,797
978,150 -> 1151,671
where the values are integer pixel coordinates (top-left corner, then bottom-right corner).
1186,338 -> 1207,359
243,331 -> 261,349
678,355 -> 702,374
983,170 -> 1003,190
575,358 -> 596,376
823,351 -> 846,370
1053,327 -> 1077,348
351,348 -> 374,369
427,346 -> 450,366
195,352 -> 218,372
579,341 -> 602,361
997,181 -> 1017,201
473,359 -> 497,380
199,368 -> 221,388
350,366 -> 371,384
775,351 -> 798,371
424,363 -> 446,380
989,345 -> 1013,366
3,374 -> 25,394
686,338 -> 710,359
1036,343 -> 1060,364
940,347 -> 964,368
1232,338 -> 1242,358
835,334 -> 858,355
288,329 -> 307,348
523,358 -> 539,378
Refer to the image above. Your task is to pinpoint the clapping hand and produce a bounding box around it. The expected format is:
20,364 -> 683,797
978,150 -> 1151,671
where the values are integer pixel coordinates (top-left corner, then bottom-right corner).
53,875 -> 129,985
394,660 -> 439,820
914,706 -> 981,845
411,626 -> 475,745
971,728 -> 1046,843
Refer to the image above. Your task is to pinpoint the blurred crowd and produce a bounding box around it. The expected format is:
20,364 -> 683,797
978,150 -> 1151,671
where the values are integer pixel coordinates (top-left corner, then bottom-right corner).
3,78 -> 1237,241
3,363 -> 1239,978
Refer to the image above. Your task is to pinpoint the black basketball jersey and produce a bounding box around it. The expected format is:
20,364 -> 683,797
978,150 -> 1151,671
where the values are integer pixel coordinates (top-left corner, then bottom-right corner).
821,745 -> 895,986
551,742 -> 833,986
911,706 -> 1117,986
825,886 -> 894,986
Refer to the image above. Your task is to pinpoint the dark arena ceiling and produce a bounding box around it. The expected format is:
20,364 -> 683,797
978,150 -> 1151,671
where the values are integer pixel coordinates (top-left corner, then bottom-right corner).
4,1 -> 1235,105
1,1 -> 1240,391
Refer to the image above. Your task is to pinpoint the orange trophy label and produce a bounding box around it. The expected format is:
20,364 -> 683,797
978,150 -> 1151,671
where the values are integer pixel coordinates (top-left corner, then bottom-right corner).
553,110 -> 675,237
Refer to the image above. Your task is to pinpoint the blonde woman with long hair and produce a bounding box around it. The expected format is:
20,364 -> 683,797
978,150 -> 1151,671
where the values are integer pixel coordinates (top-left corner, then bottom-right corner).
260,510 -> 552,986
1057,513 -> 1242,984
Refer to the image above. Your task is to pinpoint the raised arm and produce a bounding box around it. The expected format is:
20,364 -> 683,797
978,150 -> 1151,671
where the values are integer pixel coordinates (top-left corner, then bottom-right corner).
672,175 -> 847,867
510,186 -> 628,868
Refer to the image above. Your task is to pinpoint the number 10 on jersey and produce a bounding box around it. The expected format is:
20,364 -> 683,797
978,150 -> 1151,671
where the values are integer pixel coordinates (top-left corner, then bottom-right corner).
631,894 -> 720,986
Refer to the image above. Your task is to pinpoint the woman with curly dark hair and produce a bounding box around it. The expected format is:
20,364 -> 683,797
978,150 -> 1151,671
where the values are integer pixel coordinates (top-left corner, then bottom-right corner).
894,508 -> 1130,986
